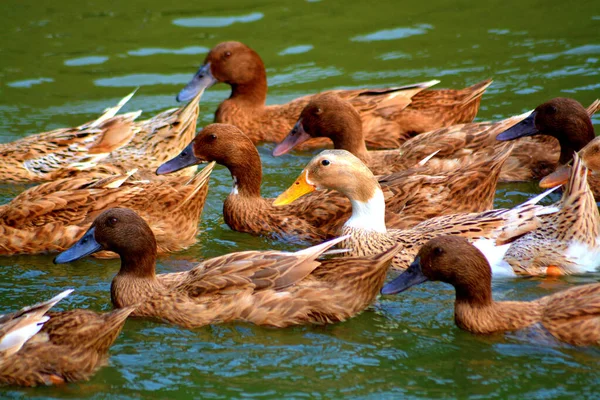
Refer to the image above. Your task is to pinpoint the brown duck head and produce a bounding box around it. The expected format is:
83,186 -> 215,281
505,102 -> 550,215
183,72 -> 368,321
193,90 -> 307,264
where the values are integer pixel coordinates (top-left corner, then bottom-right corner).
497,98 -> 595,164
157,124 -> 263,197
540,136 -> 600,188
177,41 -> 267,103
54,208 -> 157,278
381,236 -> 493,305
273,93 -> 366,158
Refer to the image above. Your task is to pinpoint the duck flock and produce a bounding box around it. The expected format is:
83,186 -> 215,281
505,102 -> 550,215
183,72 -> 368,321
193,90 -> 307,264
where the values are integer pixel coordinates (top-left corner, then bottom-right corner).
1,41 -> 600,387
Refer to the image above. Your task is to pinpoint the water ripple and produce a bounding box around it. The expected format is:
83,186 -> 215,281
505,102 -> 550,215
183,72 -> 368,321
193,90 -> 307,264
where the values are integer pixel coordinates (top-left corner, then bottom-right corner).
352,24 -> 432,42
173,12 -> 263,28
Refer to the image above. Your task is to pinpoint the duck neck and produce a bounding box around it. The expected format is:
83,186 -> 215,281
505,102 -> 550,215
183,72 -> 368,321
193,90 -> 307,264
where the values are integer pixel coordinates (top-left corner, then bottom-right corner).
229,72 -> 268,107
118,248 -> 158,280
344,187 -> 387,233
225,148 -> 263,198
557,118 -> 595,164
331,128 -> 370,164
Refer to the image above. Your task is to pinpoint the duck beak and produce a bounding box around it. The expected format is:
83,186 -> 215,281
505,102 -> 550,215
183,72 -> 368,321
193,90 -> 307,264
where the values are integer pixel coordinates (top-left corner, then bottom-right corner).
177,63 -> 217,103
496,111 -> 538,141
539,165 -> 571,188
273,119 -> 312,156
273,170 -> 317,206
381,257 -> 428,295
156,142 -> 200,175
54,227 -> 102,264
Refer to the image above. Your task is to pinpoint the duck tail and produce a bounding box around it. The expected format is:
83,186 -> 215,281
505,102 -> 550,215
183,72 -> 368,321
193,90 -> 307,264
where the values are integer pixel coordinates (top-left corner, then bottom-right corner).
457,78 -> 493,105
87,306 -> 136,353
12,289 -> 74,320
177,161 -> 216,208
586,99 -> 600,116
88,89 -> 139,129
561,153 -> 594,207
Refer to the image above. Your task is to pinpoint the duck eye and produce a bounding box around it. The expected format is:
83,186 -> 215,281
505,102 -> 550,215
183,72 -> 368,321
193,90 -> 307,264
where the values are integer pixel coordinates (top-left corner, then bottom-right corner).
548,105 -> 557,114
315,108 -> 323,115
321,159 -> 330,166
224,51 -> 231,58
208,134 -> 217,141
108,217 -> 118,226
433,247 -> 443,256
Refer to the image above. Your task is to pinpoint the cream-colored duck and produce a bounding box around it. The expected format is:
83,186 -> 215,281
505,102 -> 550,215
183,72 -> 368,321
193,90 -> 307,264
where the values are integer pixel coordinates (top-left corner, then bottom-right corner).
0,89 -> 203,182
0,162 -> 214,256
55,207 -> 400,329
274,150 -> 555,272
380,235 -> 600,347
503,153 -> 600,276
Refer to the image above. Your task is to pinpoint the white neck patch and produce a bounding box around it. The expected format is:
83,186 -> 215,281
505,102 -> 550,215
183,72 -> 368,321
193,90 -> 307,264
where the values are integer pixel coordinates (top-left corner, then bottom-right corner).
344,188 -> 387,233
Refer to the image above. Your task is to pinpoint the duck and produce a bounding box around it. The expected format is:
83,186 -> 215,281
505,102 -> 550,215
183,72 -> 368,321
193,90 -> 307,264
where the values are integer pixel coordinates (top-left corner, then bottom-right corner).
497,97 -> 599,181
274,93 -> 600,181
540,136 -> 600,199
381,235 -> 600,347
273,149 -> 556,271
503,153 -> 600,276
0,89 -> 204,183
156,124 -> 512,243
54,207 -> 401,329
0,162 -> 215,256
176,41 -> 492,149
0,289 -> 133,386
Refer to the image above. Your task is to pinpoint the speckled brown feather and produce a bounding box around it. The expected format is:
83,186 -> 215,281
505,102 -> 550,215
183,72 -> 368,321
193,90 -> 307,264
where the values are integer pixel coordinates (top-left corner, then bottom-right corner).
198,41 -> 490,149
406,236 -> 600,346
0,296 -> 133,386
0,90 -> 202,182
0,162 -> 214,256
504,154 -> 600,275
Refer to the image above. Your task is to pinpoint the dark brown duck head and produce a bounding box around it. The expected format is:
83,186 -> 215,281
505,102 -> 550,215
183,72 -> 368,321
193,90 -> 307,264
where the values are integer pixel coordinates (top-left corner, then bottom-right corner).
157,123 -> 263,197
273,93 -> 367,159
497,98 -> 595,164
54,208 -> 157,278
177,41 -> 267,104
381,236 -> 493,305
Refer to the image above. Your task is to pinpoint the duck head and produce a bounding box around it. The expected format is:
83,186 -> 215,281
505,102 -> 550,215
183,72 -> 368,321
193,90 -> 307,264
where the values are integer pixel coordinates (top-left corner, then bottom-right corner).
177,41 -> 266,103
381,236 -> 493,305
273,93 -> 366,158
497,98 -> 595,164
54,208 -> 157,275
274,150 -> 386,232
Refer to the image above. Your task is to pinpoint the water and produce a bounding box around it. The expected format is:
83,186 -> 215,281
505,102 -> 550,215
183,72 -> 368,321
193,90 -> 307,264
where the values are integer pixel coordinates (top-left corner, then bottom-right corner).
1,0 -> 599,398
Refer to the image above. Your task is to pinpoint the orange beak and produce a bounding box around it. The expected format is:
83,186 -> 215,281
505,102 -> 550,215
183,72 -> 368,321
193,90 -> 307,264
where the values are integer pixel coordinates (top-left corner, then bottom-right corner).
273,170 -> 317,206
539,166 -> 571,188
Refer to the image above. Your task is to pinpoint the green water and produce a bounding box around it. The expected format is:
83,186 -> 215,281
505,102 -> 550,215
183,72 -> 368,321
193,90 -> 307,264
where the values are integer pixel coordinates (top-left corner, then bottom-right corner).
1,0 -> 599,398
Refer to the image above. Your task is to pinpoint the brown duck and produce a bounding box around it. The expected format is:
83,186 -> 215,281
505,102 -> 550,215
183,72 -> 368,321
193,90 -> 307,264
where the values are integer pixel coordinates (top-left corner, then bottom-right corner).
497,97 -> 599,181
55,207 -> 400,329
157,124 -> 511,243
0,289 -> 133,386
274,149 -> 556,271
0,89 -> 203,183
176,41 -> 492,149
275,93 -> 600,181
0,162 -> 214,256
381,235 -> 600,346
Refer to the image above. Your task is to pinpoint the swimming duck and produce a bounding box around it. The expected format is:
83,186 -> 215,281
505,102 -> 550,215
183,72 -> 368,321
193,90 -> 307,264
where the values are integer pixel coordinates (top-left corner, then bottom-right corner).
0,162 -> 214,256
497,97 -> 599,181
0,289 -> 133,386
157,124 -> 511,242
540,136 -> 600,199
274,150 -> 555,271
275,94 -> 600,181
503,153 -> 600,276
0,89 -> 203,183
381,235 -> 600,347
55,207 -> 401,329
176,41 -> 492,149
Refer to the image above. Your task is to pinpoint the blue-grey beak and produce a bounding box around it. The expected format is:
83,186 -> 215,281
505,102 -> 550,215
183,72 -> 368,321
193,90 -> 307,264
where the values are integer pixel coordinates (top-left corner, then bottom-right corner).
156,142 -> 200,175
496,111 -> 538,141
381,256 -> 429,295
177,63 -> 217,103
54,227 -> 102,264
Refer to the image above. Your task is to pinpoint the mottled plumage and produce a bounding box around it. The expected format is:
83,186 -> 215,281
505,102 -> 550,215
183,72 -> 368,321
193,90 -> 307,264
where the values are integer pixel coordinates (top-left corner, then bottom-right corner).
177,41 -> 491,149
381,236 -> 600,346
55,208 -> 401,329
0,290 -> 132,386
157,124 -> 511,243
0,89 -> 203,182
0,162 -> 214,256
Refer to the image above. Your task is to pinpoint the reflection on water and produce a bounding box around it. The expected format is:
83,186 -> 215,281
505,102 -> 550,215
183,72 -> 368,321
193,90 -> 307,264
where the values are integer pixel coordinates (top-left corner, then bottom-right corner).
0,0 -> 599,397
